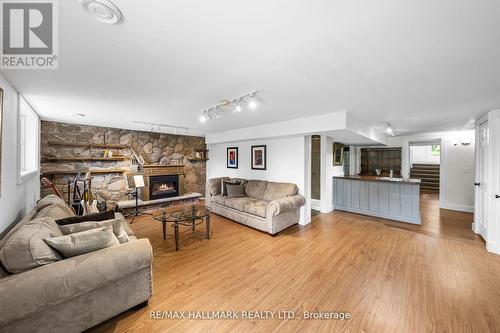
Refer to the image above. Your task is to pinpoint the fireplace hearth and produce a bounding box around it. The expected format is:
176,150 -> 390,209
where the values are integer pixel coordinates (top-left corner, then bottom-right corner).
149,175 -> 179,200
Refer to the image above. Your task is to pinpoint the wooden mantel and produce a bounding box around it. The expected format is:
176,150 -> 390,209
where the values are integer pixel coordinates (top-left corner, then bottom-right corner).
141,165 -> 185,201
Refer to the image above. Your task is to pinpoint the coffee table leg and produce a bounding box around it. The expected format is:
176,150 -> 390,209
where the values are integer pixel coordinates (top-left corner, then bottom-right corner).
162,222 -> 166,240
206,216 -> 211,240
174,223 -> 179,251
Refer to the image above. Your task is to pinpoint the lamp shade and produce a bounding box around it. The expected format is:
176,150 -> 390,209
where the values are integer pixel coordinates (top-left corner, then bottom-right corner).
133,175 -> 145,188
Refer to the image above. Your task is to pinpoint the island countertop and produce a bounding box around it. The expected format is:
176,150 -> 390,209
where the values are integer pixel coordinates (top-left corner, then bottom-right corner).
333,175 -> 421,184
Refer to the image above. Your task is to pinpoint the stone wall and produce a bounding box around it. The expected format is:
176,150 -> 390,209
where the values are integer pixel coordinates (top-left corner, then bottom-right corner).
40,121 -> 206,203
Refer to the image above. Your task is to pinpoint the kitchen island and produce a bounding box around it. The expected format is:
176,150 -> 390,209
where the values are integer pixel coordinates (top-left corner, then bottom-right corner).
333,175 -> 421,224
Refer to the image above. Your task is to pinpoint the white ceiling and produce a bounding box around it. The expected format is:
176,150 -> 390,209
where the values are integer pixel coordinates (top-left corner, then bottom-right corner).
2,0 -> 500,136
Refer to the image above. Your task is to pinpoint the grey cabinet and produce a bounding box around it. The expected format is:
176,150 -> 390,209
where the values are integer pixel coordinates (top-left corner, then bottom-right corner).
333,177 -> 421,225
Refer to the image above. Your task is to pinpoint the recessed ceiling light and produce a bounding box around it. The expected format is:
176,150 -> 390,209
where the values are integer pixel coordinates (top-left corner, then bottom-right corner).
234,105 -> 242,113
79,0 -> 122,25
248,100 -> 258,110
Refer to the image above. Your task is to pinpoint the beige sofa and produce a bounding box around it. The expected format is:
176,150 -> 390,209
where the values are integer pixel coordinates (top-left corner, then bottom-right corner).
0,195 -> 153,333
206,177 -> 305,235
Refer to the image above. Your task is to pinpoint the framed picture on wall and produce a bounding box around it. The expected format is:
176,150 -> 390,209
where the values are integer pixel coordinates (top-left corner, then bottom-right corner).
333,142 -> 344,166
251,145 -> 267,170
227,147 -> 238,168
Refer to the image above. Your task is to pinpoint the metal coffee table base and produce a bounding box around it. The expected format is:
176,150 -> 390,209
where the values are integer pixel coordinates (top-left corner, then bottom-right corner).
161,216 -> 211,251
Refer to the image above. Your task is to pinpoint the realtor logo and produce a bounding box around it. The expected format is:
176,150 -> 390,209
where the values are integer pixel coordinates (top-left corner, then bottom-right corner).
1,0 -> 58,69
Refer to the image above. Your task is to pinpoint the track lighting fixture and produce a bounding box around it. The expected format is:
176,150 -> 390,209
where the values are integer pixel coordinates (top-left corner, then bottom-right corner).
132,121 -> 189,135
200,90 -> 258,122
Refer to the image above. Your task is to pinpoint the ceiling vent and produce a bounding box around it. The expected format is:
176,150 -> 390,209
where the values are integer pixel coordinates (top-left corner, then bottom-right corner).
79,0 -> 122,25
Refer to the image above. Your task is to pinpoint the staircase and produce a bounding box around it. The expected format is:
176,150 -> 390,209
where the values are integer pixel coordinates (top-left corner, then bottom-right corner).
410,164 -> 440,192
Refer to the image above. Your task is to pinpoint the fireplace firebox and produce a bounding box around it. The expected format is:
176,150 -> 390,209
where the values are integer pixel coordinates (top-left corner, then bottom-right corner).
149,175 -> 179,200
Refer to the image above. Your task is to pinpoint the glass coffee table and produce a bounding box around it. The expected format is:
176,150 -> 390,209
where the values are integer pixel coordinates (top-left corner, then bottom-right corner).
153,204 -> 211,251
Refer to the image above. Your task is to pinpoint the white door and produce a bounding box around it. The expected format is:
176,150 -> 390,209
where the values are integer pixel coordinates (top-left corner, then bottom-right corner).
491,113 -> 500,250
476,121 -> 489,238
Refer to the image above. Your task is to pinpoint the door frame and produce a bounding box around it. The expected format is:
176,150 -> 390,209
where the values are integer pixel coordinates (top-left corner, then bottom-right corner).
474,113 -> 489,237
407,140 -> 442,205
485,110 -> 500,254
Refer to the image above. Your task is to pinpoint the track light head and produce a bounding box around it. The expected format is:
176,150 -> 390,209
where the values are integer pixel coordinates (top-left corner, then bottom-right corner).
248,100 -> 258,110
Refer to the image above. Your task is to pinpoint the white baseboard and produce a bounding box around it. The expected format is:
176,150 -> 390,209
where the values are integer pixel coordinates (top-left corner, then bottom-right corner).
486,242 -> 500,256
311,199 -> 321,211
440,203 -> 474,213
320,204 -> 333,214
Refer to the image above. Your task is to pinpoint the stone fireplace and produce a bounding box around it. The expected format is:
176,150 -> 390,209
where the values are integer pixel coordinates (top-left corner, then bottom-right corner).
141,165 -> 185,201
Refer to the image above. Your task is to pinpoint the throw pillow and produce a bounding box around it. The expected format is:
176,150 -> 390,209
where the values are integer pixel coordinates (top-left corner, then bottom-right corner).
44,226 -> 120,258
221,180 -> 241,196
226,184 -> 246,198
0,217 -> 63,273
56,210 -> 115,226
58,218 -> 130,244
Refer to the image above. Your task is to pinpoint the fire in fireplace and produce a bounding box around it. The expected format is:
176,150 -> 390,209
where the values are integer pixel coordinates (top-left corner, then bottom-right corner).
149,175 -> 179,200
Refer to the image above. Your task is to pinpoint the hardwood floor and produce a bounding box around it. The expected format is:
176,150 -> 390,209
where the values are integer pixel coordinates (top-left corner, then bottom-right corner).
335,192 -> 485,247
90,197 -> 500,333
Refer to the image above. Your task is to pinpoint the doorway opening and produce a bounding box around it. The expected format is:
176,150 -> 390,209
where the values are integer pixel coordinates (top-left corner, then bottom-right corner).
409,143 -> 441,195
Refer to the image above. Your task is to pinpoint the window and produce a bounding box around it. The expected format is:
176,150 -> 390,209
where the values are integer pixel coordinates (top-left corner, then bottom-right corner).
431,145 -> 440,156
18,96 -> 39,182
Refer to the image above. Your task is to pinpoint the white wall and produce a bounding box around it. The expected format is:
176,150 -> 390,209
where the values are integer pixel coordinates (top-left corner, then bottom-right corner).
387,130 -> 475,212
0,74 -> 40,234
441,138 -> 475,211
207,135 -> 309,224
410,146 -> 440,165
320,135 -> 344,213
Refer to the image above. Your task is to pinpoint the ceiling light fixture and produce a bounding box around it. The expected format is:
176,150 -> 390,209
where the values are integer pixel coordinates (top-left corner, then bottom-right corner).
200,90 -> 258,122
133,121 -> 189,135
71,113 -> 87,117
386,123 -> 395,136
79,0 -> 123,25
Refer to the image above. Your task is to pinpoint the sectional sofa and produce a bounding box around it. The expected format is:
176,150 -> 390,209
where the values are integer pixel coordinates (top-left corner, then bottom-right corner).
0,195 -> 153,333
